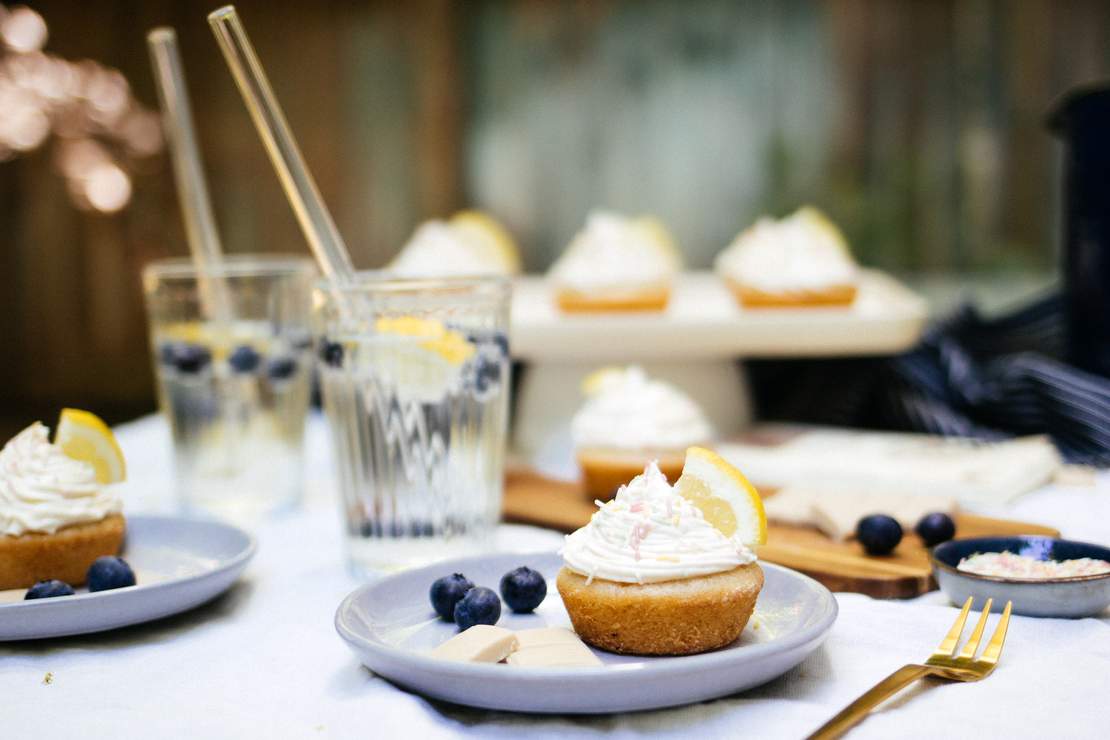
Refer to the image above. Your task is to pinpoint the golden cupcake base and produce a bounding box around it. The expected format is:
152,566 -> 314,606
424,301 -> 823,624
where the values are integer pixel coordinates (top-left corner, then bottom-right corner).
0,514 -> 126,590
555,286 -> 671,313
556,563 -> 764,655
577,447 -> 686,500
724,278 -> 858,308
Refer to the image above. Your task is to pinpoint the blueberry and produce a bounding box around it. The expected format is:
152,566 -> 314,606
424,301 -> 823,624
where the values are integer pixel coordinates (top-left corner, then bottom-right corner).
266,355 -> 298,381
86,556 -> 136,592
25,580 -> 75,600
915,512 -> 956,547
228,344 -> 261,373
158,342 -> 181,366
499,566 -> 547,613
289,329 -> 313,351
453,586 -> 501,630
429,573 -> 474,621
171,343 -> 211,374
473,354 -> 503,394
319,340 -> 344,368
856,514 -> 903,556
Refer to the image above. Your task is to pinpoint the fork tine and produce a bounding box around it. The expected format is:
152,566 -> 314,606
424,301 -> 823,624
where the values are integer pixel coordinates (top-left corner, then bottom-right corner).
956,598 -> 994,659
935,596 -> 974,656
978,600 -> 1013,665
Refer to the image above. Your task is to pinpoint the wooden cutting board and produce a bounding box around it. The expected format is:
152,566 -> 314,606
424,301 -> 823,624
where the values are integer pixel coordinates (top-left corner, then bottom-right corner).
503,468 -> 1060,599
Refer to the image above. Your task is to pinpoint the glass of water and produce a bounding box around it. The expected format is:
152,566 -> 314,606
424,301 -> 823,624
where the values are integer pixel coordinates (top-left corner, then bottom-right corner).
314,274 -> 511,575
142,255 -> 317,522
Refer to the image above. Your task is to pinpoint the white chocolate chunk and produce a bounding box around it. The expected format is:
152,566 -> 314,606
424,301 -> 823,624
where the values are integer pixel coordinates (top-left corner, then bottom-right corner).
507,628 -> 602,667
766,486 -> 957,540
429,625 -> 518,663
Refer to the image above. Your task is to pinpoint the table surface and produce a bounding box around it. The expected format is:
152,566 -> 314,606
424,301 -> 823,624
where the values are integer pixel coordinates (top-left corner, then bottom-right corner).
3,413 -> 1108,739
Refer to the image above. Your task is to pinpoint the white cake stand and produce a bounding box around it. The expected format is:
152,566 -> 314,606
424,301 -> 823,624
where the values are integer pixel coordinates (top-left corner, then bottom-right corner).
508,270 -> 929,478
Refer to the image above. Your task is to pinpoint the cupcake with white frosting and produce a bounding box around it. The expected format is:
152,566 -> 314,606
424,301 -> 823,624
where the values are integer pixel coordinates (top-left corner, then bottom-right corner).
556,458 -> 763,655
715,206 -> 858,308
0,422 -> 125,589
572,366 -> 712,499
549,211 -> 681,312
391,210 -> 521,278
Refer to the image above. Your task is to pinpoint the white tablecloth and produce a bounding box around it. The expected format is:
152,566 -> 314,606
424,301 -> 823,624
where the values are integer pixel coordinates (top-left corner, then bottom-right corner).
3,414 -> 1108,739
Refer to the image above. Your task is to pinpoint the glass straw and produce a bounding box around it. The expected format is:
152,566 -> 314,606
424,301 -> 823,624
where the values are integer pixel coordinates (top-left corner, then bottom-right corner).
147,26 -> 233,321
207,5 -> 355,283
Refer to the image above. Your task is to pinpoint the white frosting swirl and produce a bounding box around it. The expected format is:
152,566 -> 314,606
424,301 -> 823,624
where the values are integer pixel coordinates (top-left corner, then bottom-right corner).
572,366 -> 712,450
0,423 -> 121,536
715,207 -> 857,292
562,462 -> 756,584
391,221 -> 511,277
550,211 -> 679,293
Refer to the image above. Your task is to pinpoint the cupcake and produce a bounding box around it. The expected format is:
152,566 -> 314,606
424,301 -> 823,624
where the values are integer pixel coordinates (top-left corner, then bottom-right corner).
0,416 -> 126,590
572,366 -> 712,499
549,211 -> 681,312
390,210 -> 521,277
557,449 -> 766,656
715,206 -> 858,308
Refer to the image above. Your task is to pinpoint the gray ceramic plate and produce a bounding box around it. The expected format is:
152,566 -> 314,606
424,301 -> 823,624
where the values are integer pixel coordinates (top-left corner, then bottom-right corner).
335,552 -> 837,714
0,515 -> 255,640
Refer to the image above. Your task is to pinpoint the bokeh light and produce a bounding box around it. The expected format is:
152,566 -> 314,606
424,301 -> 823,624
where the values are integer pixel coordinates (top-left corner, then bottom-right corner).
0,2 -> 162,212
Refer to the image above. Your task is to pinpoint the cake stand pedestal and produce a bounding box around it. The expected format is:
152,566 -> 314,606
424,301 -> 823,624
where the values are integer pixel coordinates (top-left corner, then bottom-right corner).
508,270 -> 929,479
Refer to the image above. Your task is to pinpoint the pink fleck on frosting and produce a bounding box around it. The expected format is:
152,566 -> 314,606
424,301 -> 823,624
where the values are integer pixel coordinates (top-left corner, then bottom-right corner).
629,521 -> 653,561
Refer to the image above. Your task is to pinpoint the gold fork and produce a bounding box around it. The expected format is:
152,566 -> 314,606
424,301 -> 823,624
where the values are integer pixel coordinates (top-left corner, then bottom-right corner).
808,597 -> 1013,739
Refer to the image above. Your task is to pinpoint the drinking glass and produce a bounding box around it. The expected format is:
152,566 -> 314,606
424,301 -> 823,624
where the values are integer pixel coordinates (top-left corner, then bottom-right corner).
142,255 -> 317,521
314,274 -> 511,575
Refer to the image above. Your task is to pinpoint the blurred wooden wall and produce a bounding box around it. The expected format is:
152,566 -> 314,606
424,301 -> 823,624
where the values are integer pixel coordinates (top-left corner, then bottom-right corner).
2,0 -> 1109,433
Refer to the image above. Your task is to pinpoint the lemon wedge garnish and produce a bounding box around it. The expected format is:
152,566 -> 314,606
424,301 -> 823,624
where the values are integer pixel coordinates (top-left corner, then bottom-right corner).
793,206 -> 852,258
55,408 -> 126,484
675,446 -> 766,545
634,215 -> 682,270
580,366 -> 627,396
450,210 -> 522,274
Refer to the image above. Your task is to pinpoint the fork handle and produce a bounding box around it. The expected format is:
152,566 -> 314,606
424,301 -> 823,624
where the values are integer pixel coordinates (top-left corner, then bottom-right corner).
807,664 -> 933,740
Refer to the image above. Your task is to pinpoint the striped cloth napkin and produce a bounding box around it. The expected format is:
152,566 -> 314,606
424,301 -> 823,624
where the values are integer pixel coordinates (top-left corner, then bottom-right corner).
749,293 -> 1110,466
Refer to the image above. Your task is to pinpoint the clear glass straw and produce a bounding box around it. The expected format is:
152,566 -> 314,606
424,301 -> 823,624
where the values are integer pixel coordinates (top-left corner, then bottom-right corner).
147,26 -> 233,321
207,5 -> 355,283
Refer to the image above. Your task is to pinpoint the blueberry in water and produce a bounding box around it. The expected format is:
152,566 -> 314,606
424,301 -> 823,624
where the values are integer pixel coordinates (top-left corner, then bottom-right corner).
159,342 -> 182,366
453,586 -> 501,630
429,573 -> 475,621
87,556 -> 136,592
289,330 -> 313,351
473,354 -> 502,393
172,343 -> 211,374
499,566 -> 547,613
856,514 -> 903,556
25,580 -> 75,600
915,512 -> 956,547
228,344 -> 261,373
319,340 -> 344,368
266,355 -> 297,381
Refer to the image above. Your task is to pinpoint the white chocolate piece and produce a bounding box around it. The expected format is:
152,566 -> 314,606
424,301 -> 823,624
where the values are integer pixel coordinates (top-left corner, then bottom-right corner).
507,628 -> 602,667
429,625 -> 518,663
766,486 -> 957,540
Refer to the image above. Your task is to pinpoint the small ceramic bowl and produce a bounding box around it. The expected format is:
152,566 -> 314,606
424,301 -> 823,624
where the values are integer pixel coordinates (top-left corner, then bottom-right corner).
931,536 -> 1110,618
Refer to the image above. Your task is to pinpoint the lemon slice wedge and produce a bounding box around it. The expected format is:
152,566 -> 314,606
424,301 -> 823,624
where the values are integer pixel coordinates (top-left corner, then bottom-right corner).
580,366 -> 627,396
634,216 -> 682,270
450,210 -> 522,274
675,446 -> 766,545
55,408 -> 126,484
374,316 -> 475,365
